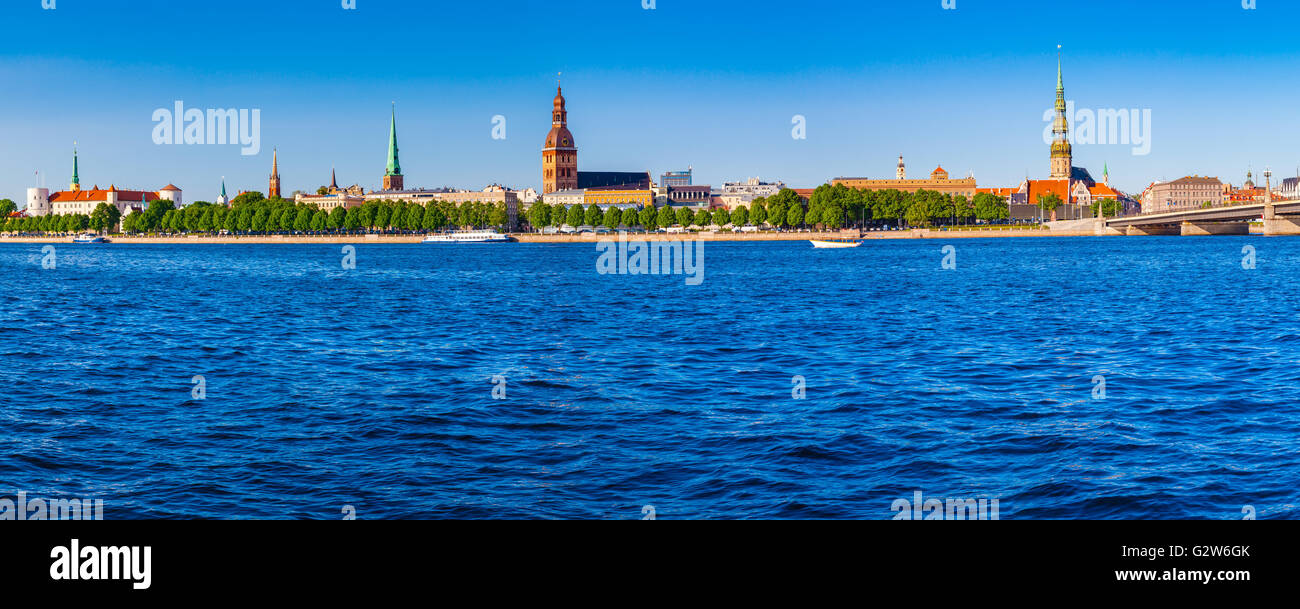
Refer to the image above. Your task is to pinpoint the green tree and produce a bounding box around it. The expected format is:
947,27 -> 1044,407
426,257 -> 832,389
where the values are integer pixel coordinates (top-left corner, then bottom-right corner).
230,191 -> 265,207
732,206 -> 749,225
604,206 -> 622,229
235,207 -> 252,232
527,202 -> 550,231
294,208 -> 312,232
328,206 -> 347,230
140,199 -> 175,232
404,204 -> 424,230
712,208 -> 731,226
421,204 -> 445,231
199,207 -> 216,232
786,204 -> 803,227
252,208 -> 269,232
88,202 -> 121,234
767,199 -> 786,227
694,209 -> 711,226
639,206 -> 657,231
656,205 -> 674,228
0,199 -> 17,217
948,195 -> 971,224
389,203 -> 405,230
750,200 -> 767,225
973,192 -> 1009,222
344,206 -> 362,231
674,206 -> 694,226
620,207 -> 639,228
584,204 -> 602,226
566,204 -> 584,227
310,210 -> 327,231
489,202 -> 508,228
1037,192 -> 1064,222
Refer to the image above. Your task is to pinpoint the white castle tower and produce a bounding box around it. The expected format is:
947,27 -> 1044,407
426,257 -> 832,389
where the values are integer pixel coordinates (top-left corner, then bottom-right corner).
158,184 -> 182,207
26,187 -> 50,216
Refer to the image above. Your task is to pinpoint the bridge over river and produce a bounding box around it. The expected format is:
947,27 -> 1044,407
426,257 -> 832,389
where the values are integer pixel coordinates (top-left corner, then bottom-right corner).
1076,198 -> 1300,236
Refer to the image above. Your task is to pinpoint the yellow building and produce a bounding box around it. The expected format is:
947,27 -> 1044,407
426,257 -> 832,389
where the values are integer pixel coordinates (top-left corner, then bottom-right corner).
831,159 -> 976,199
584,188 -> 652,208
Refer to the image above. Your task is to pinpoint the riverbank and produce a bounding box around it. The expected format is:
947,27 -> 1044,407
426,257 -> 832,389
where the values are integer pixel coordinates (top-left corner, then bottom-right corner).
0,227 -> 1090,244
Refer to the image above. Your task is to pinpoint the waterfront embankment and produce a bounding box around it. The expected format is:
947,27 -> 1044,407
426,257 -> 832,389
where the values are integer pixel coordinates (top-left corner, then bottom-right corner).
0,227 -> 1091,245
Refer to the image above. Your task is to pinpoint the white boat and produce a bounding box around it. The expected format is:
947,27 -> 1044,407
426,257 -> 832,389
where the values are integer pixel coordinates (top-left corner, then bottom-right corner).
72,233 -> 107,244
421,230 -> 512,244
809,239 -> 861,248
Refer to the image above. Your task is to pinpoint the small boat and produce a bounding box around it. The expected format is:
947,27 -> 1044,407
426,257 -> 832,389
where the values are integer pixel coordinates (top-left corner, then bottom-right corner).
809,239 -> 861,248
421,230 -> 512,244
73,233 -> 107,244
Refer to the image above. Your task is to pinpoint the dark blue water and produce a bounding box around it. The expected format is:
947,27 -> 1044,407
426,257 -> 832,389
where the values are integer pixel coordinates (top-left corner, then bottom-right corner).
2,238 -> 1297,519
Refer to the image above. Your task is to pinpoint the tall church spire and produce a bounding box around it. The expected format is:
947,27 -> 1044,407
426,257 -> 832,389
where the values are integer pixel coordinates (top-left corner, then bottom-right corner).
268,148 -> 281,199
382,103 -> 404,191
71,142 -> 80,191
1049,45 -> 1072,179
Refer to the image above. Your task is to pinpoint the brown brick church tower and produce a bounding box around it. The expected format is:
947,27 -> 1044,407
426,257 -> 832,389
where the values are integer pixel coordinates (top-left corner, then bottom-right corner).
542,84 -> 577,194
268,148 -> 281,199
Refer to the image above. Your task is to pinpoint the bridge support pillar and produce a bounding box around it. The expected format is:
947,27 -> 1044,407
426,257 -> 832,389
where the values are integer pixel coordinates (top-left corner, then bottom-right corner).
1263,216 -> 1300,236
1125,225 -> 1179,236
1094,219 -> 1123,236
1181,221 -> 1249,236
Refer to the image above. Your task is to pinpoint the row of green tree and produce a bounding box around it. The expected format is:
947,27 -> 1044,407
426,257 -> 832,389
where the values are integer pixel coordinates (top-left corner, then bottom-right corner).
1,192 -> 517,235
525,200 -> 766,231
524,186 -> 1018,231
805,184 -> 1021,228
2,201 -> 121,234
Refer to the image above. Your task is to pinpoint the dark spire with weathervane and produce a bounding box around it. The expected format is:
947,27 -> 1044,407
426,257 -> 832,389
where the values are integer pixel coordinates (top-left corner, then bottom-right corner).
382,103 -> 403,191
71,142 -> 80,191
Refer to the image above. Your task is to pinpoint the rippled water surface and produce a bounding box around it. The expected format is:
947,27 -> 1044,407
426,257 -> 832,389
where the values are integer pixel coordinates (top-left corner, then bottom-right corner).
2,238 -> 1297,519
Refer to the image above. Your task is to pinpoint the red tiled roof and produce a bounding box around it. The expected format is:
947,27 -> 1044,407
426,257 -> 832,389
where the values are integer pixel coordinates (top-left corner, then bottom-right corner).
1089,183 -> 1120,198
1025,179 -> 1071,204
48,189 -> 155,203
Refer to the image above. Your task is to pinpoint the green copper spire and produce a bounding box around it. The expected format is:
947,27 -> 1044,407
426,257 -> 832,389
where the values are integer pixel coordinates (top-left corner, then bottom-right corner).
71,142 -> 79,188
385,103 -> 401,176
221,178 -> 227,198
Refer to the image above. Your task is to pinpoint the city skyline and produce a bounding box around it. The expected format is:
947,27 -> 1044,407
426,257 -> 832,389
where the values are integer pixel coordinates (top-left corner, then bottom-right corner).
3,0 -> 1299,202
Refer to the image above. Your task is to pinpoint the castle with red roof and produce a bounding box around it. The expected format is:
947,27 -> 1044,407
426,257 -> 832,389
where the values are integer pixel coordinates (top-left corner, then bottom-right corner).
26,146 -> 181,217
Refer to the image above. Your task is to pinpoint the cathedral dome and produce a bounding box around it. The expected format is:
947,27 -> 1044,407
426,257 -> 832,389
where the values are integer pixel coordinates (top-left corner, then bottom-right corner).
545,125 -> 575,150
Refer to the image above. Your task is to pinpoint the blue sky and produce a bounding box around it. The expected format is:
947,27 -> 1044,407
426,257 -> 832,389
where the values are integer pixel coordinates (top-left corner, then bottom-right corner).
2,0 -> 1297,204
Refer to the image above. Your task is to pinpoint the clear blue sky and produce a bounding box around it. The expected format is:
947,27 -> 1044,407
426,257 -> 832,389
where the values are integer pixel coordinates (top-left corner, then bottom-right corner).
2,0 -> 1296,204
